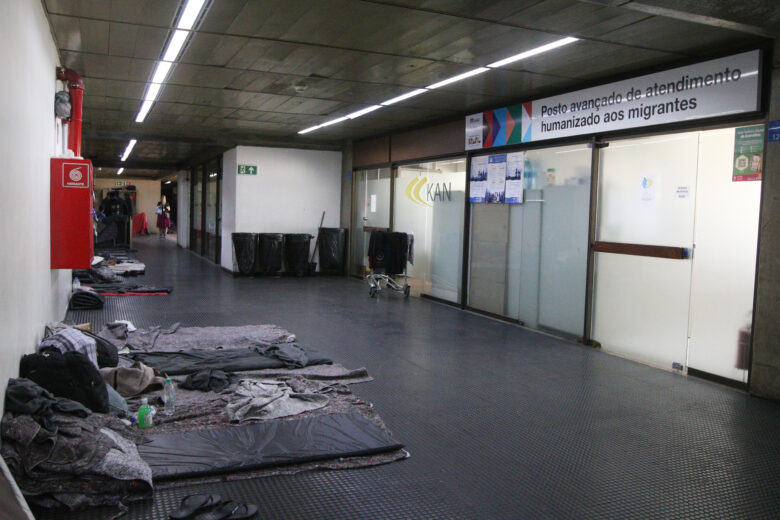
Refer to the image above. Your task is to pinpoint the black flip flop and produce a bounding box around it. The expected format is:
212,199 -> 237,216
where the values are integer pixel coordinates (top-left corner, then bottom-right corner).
212,501 -> 258,520
169,494 -> 222,519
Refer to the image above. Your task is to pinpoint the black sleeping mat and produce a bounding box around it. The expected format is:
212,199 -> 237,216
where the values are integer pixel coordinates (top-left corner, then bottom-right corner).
127,346 -> 332,375
138,413 -> 404,480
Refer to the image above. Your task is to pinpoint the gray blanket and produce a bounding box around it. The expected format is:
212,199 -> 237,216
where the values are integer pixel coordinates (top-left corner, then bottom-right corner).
100,323 -> 297,352
226,379 -> 329,422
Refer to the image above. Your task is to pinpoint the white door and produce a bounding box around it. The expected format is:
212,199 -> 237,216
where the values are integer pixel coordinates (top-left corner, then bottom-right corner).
592,133 -> 699,370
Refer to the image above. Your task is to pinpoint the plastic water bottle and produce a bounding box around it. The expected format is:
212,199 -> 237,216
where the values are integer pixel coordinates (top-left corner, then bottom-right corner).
162,378 -> 175,416
72,277 -> 81,291
137,398 -> 153,429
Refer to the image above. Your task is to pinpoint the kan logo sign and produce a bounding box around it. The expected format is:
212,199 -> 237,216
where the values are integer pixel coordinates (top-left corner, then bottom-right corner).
62,162 -> 89,188
405,176 -> 452,207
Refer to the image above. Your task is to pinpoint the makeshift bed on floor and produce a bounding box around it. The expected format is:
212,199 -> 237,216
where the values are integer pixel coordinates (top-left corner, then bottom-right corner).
2,322 -> 404,513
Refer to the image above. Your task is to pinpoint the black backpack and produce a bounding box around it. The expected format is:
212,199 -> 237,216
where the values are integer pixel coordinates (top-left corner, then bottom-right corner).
20,349 -> 109,413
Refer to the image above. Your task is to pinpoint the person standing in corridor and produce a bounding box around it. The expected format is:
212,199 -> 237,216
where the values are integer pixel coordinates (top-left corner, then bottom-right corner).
156,195 -> 171,238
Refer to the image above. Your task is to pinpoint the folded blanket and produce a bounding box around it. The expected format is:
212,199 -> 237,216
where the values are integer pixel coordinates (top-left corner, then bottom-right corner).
69,288 -> 104,310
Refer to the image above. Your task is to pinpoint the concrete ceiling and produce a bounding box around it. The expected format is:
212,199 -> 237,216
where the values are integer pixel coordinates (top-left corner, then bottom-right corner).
44,0 -> 779,179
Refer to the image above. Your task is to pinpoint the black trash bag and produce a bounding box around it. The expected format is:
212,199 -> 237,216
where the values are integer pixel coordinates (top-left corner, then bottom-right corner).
257,234 -> 284,274
232,233 -> 257,274
284,234 -> 313,276
318,228 -> 347,274
20,349 -> 109,413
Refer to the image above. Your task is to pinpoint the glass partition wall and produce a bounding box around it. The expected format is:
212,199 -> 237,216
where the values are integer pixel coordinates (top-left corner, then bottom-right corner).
190,157 -> 222,264
351,167 -> 392,277
467,143 -> 592,338
393,159 -> 466,303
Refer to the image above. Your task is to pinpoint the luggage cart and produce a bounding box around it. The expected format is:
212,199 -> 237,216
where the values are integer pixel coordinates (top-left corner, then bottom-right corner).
367,265 -> 410,298
365,228 -> 411,298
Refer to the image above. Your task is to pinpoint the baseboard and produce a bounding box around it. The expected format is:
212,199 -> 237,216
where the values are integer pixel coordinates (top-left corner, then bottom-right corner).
687,367 -> 748,391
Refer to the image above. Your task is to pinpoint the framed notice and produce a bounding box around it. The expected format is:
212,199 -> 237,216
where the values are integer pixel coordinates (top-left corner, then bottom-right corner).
505,152 -> 524,203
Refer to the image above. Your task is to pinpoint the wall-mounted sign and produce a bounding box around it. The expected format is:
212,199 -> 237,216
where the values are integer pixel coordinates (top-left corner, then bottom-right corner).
733,125 -> 764,182
768,120 -> 780,142
116,181 -> 126,187
466,50 -> 762,150
237,164 -> 257,175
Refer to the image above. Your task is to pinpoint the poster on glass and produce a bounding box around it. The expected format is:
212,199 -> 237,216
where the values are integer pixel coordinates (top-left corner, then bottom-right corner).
505,152 -> 524,203
469,155 -> 488,203
486,154 -> 507,203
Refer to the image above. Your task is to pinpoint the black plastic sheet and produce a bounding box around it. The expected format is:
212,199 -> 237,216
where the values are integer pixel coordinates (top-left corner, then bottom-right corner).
284,234 -> 313,276
318,228 -> 346,274
232,233 -> 257,274
138,413 -> 404,480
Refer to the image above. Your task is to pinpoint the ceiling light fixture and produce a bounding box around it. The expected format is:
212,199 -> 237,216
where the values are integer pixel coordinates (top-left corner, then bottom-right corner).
380,88 -> 427,106
487,37 -> 579,68
150,61 -> 173,84
117,168 -> 124,175
426,67 -> 489,90
297,35 -> 578,134
165,180 -> 172,184
134,0 -> 208,123
347,105 -> 382,119
319,116 -> 349,127
120,139 -> 137,161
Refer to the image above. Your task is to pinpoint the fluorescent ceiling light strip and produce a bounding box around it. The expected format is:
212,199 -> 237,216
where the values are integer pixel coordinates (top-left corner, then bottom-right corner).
117,168 -> 124,175
426,67 -> 489,90
163,30 -> 189,62
151,61 -> 173,84
144,82 -> 162,102
347,105 -> 382,119
294,36 -> 579,133
120,139 -> 137,161
381,88 -> 427,106
319,116 -> 349,127
177,0 -> 207,30
135,100 -> 154,122
487,36 -> 579,68
298,125 -> 321,135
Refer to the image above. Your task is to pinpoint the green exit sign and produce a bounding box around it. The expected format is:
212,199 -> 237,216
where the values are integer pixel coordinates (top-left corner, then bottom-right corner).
237,164 -> 257,175
116,181 -> 126,186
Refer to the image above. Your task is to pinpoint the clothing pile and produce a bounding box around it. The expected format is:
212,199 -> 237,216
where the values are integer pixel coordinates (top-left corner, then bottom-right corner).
74,259 -> 170,295
1,378 -> 152,509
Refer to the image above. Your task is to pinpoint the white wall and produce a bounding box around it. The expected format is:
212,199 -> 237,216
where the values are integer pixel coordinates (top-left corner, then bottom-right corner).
177,171 -> 190,248
0,0 -> 71,415
221,146 -> 342,271
220,148 -> 238,269
94,178 -> 161,233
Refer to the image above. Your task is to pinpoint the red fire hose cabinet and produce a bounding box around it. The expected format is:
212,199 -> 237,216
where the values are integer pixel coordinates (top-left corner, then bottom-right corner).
51,157 -> 93,269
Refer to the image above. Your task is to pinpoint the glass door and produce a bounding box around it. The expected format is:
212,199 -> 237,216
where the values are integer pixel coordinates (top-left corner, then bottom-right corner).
190,166 -> 203,254
467,144 -> 591,337
393,158 -> 466,302
351,167 -> 391,277
686,127 -> 761,383
204,159 -> 220,263
591,132 -> 699,370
